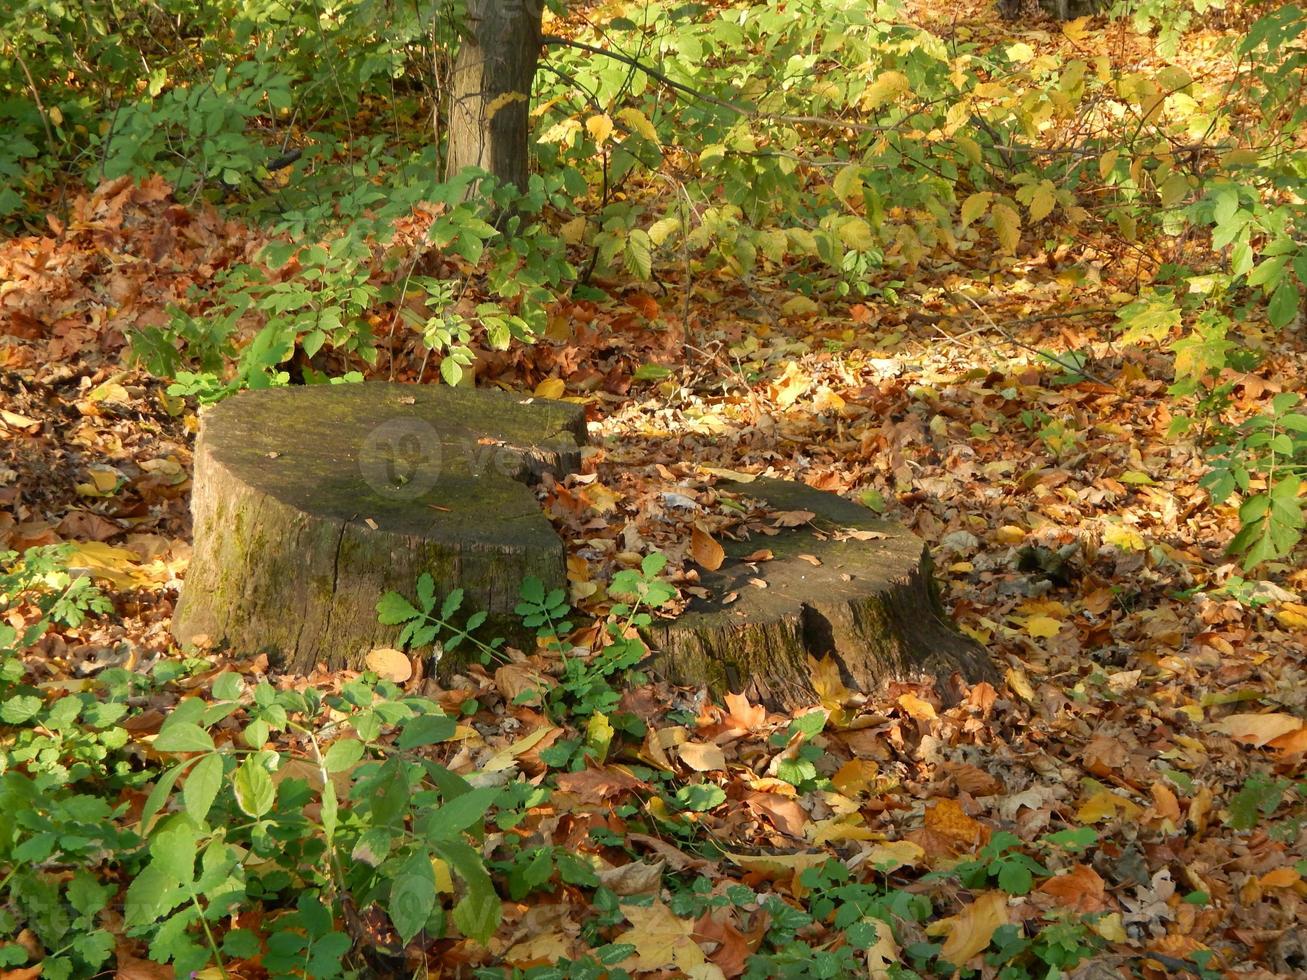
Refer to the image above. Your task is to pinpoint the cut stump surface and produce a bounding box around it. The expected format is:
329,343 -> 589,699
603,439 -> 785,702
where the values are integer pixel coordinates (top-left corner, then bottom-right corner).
649,479 -> 994,709
172,382 -> 586,672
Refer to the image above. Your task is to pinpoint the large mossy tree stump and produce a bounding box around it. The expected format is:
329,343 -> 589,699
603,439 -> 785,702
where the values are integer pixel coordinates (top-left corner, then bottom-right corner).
648,479 -> 995,709
172,382 -> 586,672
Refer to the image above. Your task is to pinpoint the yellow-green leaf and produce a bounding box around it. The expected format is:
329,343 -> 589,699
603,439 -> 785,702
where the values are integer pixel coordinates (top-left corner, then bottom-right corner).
1158,171 -> 1190,208
864,71 -> 909,109
961,192 -> 992,229
615,107 -> 657,141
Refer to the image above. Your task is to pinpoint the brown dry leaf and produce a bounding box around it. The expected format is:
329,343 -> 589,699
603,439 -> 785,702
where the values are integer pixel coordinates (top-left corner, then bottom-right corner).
744,791 -> 808,837
364,647 -> 412,683
596,858 -> 667,896
797,553 -> 821,566
743,549 -> 774,562
555,765 -> 646,800
930,891 -> 1009,967
836,527 -> 888,541
770,509 -> 816,528
950,764 -> 1003,797
1216,712 -> 1304,747
1039,864 -> 1109,912
692,524 -> 726,571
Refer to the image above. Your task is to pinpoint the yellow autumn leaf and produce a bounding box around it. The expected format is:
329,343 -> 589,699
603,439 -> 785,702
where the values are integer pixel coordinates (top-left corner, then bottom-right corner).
1028,180 -> 1056,222
586,113 -> 614,144
483,725 -> 559,772
1024,615 -> 1063,639
956,135 -> 982,165
613,901 -> 705,972
960,192 -> 992,229
534,377 -> 566,399
1099,148 -> 1119,180
897,692 -> 937,720
724,850 -> 830,876
1216,712 -> 1304,747
1273,602 -> 1307,631
1076,787 -> 1143,824
772,361 -> 812,407
615,106 -> 658,141
1005,667 -> 1036,702
929,891 -> 1009,967
808,815 -> 877,845
992,202 -> 1021,254
678,740 -> 727,772
863,839 -> 925,872
1092,912 -> 1127,942
560,215 -> 587,244
866,917 -> 900,979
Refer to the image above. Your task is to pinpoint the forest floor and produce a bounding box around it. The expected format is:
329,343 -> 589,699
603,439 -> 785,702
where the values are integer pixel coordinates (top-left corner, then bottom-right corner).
2,1 -> 1306,978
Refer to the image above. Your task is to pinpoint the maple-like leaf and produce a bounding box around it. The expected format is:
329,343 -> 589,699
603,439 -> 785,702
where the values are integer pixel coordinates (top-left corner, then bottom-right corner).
930,891 -> 1009,968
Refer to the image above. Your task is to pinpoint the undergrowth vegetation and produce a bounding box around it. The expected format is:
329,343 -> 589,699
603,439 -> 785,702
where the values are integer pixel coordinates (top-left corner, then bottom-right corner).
1,0 -> 1304,566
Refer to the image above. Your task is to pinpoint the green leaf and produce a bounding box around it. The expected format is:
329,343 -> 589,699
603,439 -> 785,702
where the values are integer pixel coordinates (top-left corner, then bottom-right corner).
0,694 -> 43,724
389,857 -> 437,945
625,229 -> 653,280
424,786 -> 502,840
233,756 -> 276,817
377,591 -> 420,625
150,819 -> 200,883
452,881 -> 501,944
154,721 -> 216,753
1268,281 -> 1300,328
182,752 -> 224,823
397,713 -> 457,750
672,783 -> 725,812
324,738 -> 365,772
139,761 -> 188,834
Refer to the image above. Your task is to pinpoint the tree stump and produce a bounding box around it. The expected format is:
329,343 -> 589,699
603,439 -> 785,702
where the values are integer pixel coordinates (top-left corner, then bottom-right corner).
172,382 -> 586,673
648,479 -> 995,709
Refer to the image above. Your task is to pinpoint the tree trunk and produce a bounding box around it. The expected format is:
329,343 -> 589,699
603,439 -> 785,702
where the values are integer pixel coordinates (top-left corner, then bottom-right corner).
446,0 -> 542,194
172,382 -> 586,673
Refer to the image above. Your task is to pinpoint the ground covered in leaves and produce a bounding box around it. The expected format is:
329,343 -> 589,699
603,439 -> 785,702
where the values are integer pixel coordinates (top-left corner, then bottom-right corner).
2,5 -> 1306,980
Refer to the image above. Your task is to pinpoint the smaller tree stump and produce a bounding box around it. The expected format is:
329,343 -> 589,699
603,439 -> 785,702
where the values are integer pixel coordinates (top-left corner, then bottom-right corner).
172,382 -> 587,673
648,479 -> 994,709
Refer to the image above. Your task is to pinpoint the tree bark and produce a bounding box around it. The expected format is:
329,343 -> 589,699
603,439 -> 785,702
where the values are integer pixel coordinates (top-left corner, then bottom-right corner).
446,0 -> 542,194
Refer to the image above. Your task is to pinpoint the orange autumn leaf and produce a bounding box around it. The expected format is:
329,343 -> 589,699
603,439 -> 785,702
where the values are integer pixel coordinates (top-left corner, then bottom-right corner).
930,891 -> 1009,967
1039,864 -> 1109,913
691,524 -> 726,571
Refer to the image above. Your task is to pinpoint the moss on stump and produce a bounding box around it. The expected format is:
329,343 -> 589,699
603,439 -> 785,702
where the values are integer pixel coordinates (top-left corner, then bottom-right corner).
648,479 -> 995,709
172,382 -> 587,672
